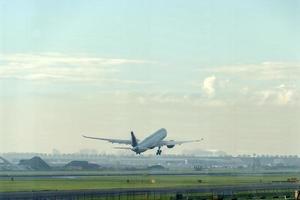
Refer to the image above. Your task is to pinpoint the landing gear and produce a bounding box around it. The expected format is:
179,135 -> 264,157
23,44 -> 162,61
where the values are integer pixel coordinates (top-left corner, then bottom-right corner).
156,147 -> 162,155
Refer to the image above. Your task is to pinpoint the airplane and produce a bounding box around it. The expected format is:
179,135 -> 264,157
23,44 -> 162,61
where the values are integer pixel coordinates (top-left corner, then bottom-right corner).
82,128 -> 203,155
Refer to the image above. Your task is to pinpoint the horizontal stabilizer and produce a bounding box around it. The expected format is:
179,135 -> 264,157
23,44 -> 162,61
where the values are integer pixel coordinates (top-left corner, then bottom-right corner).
113,147 -> 132,150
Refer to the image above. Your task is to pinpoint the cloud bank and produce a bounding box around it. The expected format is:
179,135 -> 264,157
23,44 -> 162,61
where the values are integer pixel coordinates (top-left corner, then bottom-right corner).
194,62 -> 300,106
0,53 -> 149,84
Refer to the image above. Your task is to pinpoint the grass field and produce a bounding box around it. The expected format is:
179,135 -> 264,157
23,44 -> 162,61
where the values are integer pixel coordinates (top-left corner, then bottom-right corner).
1,172 -> 300,192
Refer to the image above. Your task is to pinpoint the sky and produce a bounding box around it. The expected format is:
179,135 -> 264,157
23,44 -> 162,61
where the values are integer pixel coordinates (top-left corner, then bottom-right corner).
0,0 -> 300,155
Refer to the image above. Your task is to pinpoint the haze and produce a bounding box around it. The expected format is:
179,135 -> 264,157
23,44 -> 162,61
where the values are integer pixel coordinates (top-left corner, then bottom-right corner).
0,0 -> 300,155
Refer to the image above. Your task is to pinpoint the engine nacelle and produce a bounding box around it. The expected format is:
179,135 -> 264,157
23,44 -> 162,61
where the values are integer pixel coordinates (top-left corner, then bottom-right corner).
167,145 -> 175,148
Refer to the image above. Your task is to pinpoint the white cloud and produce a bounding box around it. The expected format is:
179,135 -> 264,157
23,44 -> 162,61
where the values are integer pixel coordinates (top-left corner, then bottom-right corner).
258,84 -> 298,105
0,53 -> 149,84
241,87 -> 249,95
110,91 -> 227,107
201,62 -> 300,81
194,62 -> 300,106
258,90 -> 275,105
0,53 -> 146,66
202,75 -> 216,97
276,85 -> 295,105
277,90 -> 294,105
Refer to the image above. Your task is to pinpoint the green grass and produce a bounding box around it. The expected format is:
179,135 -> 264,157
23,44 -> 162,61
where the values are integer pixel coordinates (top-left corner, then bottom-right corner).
1,173 -> 300,192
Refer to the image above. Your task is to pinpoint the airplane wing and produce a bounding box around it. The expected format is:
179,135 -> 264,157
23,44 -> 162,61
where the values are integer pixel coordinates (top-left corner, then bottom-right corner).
82,135 -> 132,145
160,138 -> 204,146
113,147 -> 133,150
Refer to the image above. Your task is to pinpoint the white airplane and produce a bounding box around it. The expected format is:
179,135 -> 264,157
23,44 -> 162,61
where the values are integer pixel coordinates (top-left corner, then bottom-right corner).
83,128 -> 203,155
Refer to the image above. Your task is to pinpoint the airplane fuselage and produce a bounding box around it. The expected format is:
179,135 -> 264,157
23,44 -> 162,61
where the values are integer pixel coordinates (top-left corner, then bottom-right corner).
133,128 -> 167,154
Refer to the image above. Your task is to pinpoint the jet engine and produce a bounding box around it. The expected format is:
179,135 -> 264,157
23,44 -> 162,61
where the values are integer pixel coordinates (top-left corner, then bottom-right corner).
167,145 -> 175,148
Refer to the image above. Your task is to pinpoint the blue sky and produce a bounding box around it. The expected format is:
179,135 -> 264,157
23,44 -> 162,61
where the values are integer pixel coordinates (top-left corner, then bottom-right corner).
0,0 -> 300,154
2,0 -> 300,62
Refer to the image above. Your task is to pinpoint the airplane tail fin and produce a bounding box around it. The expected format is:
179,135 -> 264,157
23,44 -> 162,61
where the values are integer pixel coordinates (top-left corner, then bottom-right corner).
131,131 -> 138,147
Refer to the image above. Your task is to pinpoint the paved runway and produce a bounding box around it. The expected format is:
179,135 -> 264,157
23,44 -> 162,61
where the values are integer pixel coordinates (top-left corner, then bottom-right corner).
0,183 -> 300,199
0,171 -> 295,178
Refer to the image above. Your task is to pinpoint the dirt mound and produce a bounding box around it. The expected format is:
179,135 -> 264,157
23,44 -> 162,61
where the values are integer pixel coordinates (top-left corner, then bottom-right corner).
0,156 -> 15,170
64,161 -> 101,170
19,156 -> 51,170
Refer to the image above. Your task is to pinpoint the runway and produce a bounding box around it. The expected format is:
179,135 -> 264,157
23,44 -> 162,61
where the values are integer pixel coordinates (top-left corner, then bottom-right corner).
0,183 -> 299,199
0,171 -> 295,178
